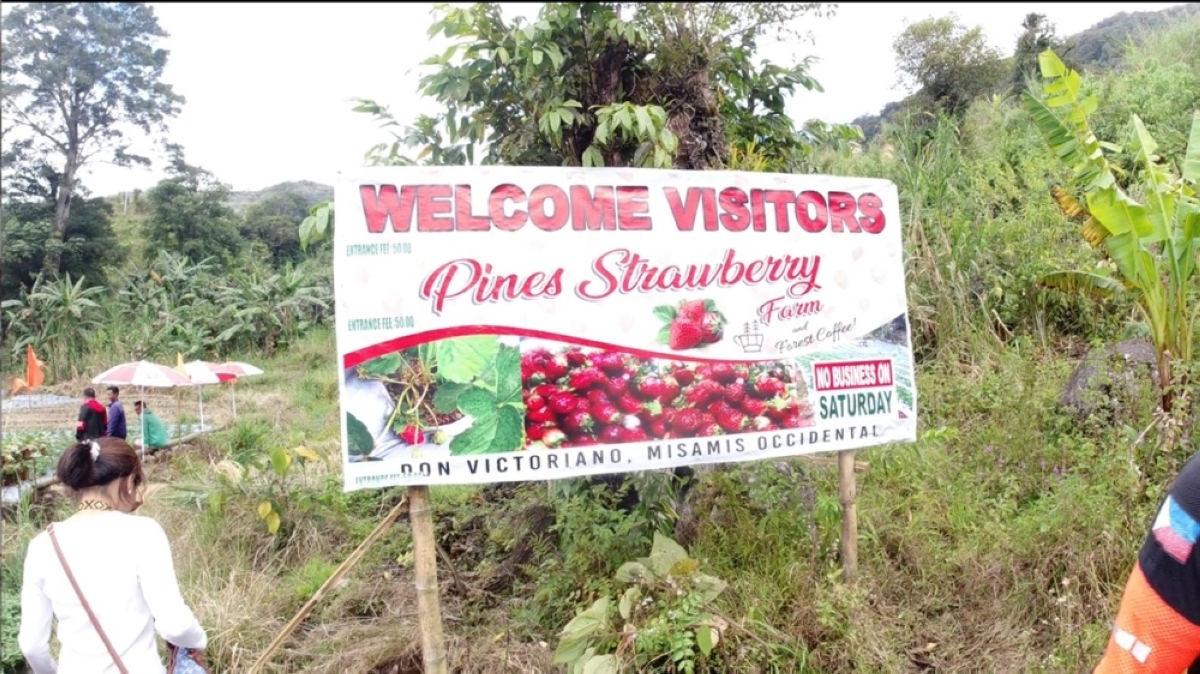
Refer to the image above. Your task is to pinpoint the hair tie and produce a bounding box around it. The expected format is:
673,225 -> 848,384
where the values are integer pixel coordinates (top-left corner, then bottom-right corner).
90,441 -> 101,460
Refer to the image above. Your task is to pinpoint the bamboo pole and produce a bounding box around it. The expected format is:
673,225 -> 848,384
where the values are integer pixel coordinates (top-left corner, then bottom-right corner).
409,485 -> 448,674
837,449 -> 859,584
247,494 -> 409,674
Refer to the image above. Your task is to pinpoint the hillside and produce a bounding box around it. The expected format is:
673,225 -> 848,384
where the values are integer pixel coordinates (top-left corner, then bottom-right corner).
225,179 -> 333,214
850,3 -> 1200,140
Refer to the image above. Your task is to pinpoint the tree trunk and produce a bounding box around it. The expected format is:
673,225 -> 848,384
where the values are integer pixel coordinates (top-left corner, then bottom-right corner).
44,157 -> 79,274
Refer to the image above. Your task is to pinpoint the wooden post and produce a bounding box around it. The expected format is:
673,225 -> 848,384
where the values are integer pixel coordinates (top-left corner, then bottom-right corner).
409,485 -> 448,674
837,449 -> 858,584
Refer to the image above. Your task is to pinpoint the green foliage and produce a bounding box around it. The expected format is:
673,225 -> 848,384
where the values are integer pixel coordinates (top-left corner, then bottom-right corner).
1023,49 -> 1200,413
2,251 -> 331,373
554,533 -> 729,673
0,2 -> 184,270
142,160 -> 244,267
239,191 -> 311,265
893,15 -> 1006,115
353,2 -> 849,172
0,196 -> 125,297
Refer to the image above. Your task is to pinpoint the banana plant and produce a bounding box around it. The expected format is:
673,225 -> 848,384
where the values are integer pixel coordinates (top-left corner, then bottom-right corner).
1023,49 -> 1200,413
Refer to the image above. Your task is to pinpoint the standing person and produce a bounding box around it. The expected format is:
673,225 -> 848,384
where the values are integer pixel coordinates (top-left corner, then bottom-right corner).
17,437 -> 208,673
106,386 -> 127,440
133,401 -> 170,451
1094,451 -> 1200,673
76,388 -> 107,442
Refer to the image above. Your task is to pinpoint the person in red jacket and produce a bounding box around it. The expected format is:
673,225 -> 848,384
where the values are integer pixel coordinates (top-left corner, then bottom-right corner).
75,388 -> 107,442
1095,451 -> 1200,674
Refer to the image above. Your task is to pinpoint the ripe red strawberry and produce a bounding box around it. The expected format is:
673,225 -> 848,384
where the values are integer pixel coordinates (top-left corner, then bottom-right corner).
709,363 -> 737,383
700,313 -> 724,343
723,382 -> 747,405
590,401 -> 621,425
617,394 -> 644,414
565,349 -> 588,367
543,428 -> 567,447
562,410 -> 594,434
591,352 -> 627,375
697,423 -> 721,437
696,364 -> 713,380
741,398 -> 767,417
521,362 -> 543,383
526,393 -> 548,413
534,383 -> 559,399
685,380 -> 723,406
543,355 -> 570,381
598,425 -> 623,443
605,376 -> 630,397
619,427 -> 650,443
672,408 -> 703,433
753,374 -> 785,398
586,389 -> 613,405
764,423 -> 780,431
650,418 -> 669,438
399,425 -> 424,445
713,408 -> 747,433
635,376 -> 665,401
574,436 -> 599,446
569,368 -> 605,390
672,367 -> 696,386
549,392 -> 580,414
528,405 -> 557,423
679,299 -> 708,322
782,415 -> 802,429
527,423 -> 547,442
661,408 -> 677,427
668,319 -> 703,350
658,376 -> 681,403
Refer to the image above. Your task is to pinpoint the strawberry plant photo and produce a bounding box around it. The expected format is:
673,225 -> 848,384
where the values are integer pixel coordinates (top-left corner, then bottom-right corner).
344,336 -> 525,459
654,298 -> 727,351
520,340 -> 815,450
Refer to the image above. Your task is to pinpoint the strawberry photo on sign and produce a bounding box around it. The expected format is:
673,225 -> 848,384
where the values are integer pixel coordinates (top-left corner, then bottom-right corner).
520,340 -> 814,450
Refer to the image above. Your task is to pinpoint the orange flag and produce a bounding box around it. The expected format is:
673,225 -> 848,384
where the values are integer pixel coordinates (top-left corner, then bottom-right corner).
25,345 -> 44,390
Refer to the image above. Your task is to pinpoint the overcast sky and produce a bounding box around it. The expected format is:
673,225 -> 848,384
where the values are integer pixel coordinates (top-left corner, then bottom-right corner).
4,2 -> 1188,197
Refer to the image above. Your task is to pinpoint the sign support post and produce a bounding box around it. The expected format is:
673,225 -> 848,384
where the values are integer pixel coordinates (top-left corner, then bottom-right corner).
837,449 -> 859,583
409,485 -> 448,674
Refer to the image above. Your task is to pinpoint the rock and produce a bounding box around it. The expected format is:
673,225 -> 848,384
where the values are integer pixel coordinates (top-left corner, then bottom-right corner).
1059,339 -> 1159,418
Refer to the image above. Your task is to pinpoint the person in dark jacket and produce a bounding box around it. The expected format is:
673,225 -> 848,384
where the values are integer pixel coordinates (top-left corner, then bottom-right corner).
1094,451 -> 1200,673
75,388 -> 107,442
106,385 -> 127,440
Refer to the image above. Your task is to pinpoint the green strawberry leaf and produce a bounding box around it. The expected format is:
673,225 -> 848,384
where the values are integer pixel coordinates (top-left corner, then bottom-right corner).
652,305 -> 677,323
436,336 -> 499,384
494,343 -> 523,405
449,404 -> 524,455
656,326 -> 672,345
432,382 -> 469,414
361,353 -> 402,377
703,299 -> 716,312
456,387 -> 498,418
346,412 -> 374,456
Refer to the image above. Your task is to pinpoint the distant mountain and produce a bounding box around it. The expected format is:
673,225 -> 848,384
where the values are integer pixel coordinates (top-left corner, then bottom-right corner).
850,3 -> 1200,142
226,180 -> 332,215
1069,3 -> 1200,69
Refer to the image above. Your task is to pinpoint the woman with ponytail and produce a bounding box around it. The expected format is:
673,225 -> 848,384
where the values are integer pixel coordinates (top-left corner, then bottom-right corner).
18,437 -> 208,674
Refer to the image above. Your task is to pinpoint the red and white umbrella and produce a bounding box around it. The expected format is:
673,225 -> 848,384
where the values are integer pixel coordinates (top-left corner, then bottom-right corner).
219,361 -> 263,418
182,361 -> 238,427
92,361 -> 191,450
220,361 -> 264,377
93,361 -> 192,388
